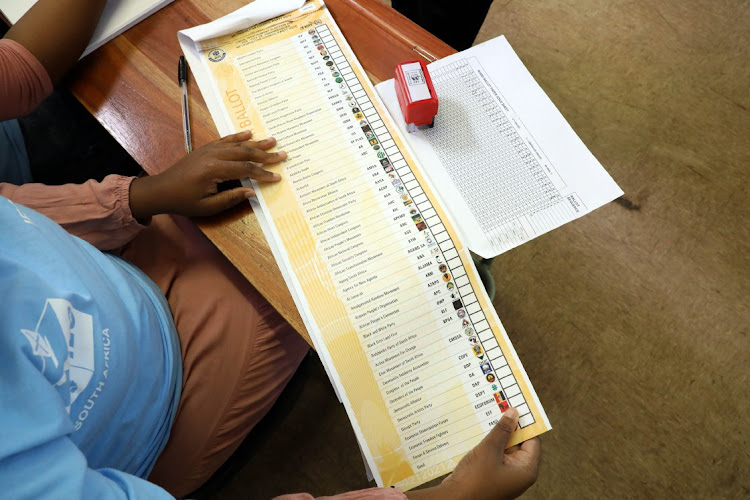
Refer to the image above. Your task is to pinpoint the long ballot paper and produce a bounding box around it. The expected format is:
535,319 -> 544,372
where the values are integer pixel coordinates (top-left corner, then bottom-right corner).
179,0 -> 550,489
376,39 -> 623,258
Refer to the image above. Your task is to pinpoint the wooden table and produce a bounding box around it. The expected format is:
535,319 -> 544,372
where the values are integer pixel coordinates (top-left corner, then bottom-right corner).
66,0 -> 455,344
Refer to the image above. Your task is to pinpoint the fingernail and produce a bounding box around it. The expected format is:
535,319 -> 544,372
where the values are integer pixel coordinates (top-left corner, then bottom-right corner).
245,190 -> 254,199
506,407 -> 519,419
272,173 -> 281,180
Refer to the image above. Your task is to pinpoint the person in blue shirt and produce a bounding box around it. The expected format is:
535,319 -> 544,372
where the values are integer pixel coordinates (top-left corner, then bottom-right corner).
0,0 -> 541,498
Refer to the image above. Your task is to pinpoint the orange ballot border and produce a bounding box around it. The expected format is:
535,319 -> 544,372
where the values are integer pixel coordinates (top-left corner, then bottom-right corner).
193,0 -> 550,489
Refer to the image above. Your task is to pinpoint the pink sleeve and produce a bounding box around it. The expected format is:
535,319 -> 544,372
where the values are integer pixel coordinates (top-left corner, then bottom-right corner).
0,175 -> 147,250
273,487 -> 408,500
0,38 -> 53,120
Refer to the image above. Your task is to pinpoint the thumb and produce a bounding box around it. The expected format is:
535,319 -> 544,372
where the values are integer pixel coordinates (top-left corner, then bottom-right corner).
482,407 -> 519,452
198,187 -> 254,215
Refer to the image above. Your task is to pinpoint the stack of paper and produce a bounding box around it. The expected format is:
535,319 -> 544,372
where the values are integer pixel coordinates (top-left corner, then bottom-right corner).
375,39 -> 623,257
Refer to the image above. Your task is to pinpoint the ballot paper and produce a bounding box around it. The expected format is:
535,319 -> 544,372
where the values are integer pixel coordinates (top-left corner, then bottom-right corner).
376,39 -> 624,258
0,0 -> 174,58
179,0 -> 550,489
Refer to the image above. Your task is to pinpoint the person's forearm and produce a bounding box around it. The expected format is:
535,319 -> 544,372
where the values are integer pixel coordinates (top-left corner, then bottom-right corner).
0,175 -> 145,250
5,0 -> 108,84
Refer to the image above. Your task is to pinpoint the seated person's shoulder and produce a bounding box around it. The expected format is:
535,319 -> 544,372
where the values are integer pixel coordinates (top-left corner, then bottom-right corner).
0,38 -> 53,120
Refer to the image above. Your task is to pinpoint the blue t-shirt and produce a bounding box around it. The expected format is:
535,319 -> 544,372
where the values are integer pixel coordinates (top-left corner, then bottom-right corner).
0,196 -> 181,498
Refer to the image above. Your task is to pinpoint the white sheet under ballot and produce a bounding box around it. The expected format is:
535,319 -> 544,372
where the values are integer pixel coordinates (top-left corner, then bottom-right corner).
376,36 -> 623,258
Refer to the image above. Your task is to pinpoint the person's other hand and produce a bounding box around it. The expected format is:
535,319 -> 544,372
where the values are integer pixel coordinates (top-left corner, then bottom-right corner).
406,408 -> 541,500
129,131 -> 284,219
442,408 -> 541,499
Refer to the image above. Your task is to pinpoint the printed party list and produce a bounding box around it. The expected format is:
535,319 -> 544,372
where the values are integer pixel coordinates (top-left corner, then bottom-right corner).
183,0 -> 550,489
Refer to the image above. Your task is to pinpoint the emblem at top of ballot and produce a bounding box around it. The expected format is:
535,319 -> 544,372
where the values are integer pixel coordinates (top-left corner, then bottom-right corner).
208,49 -> 226,63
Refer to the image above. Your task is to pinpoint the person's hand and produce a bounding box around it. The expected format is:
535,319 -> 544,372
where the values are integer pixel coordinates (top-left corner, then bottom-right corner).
406,408 -> 541,500
129,131 -> 285,219
441,407 -> 541,499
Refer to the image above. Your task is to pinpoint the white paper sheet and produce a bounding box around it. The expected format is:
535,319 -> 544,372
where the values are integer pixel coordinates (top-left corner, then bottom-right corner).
0,0 -> 174,58
376,36 -> 624,258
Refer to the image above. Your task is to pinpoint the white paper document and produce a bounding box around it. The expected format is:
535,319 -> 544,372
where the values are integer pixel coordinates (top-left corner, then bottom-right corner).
0,0 -> 174,58
376,37 -> 623,258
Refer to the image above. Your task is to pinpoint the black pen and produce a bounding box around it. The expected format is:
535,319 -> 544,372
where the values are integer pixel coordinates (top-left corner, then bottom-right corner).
178,56 -> 192,153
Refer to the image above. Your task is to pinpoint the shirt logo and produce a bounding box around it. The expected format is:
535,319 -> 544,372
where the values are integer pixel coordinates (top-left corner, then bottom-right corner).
20,299 -> 95,413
